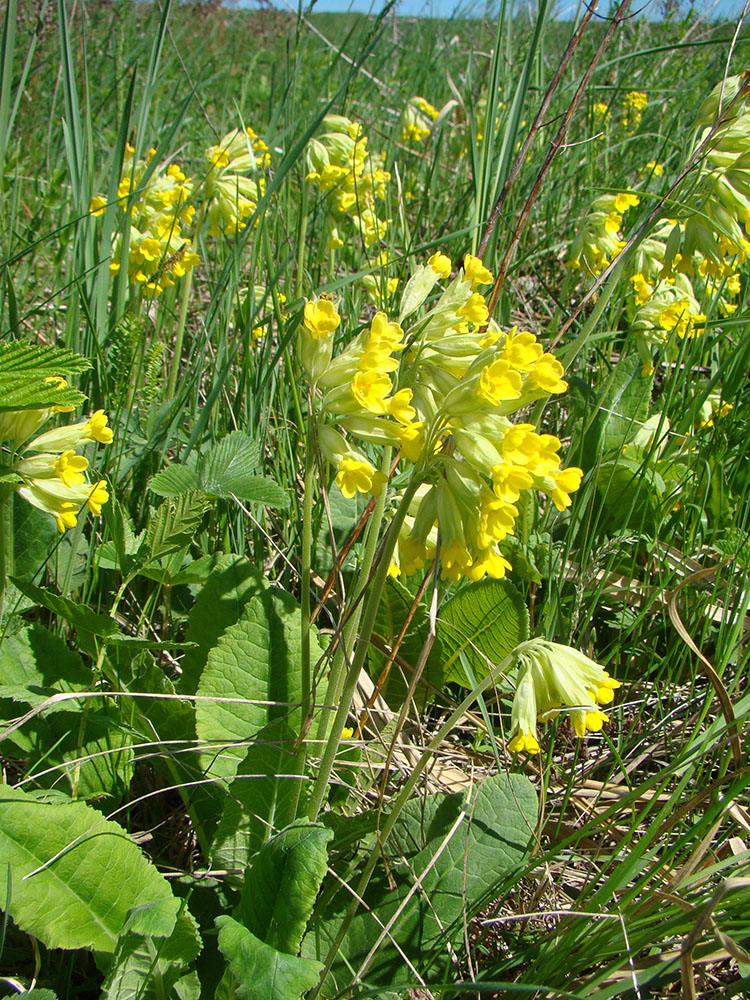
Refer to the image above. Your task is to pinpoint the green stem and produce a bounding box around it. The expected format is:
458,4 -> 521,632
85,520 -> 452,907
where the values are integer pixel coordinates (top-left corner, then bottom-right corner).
309,651 -> 516,995
313,447 -> 392,747
295,180 -> 309,299
307,475 -> 416,822
290,422 -> 316,819
166,203 -> 205,401
0,491 -> 8,626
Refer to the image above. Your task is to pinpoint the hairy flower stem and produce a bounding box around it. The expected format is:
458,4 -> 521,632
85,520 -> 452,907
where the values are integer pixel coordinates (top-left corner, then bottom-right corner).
307,475 -> 416,822
309,652 -> 514,996
166,202 -> 205,401
290,425 -> 316,819
313,447 -> 393,748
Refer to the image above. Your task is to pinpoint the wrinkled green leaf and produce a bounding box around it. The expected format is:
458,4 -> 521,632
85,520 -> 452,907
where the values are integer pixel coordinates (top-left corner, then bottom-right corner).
437,578 -> 529,687
0,784 -> 178,953
236,820 -> 332,955
149,465 -> 201,498
195,589 -> 318,779
216,916 -> 323,1000
141,491 -> 211,565
179,555 -> 265,696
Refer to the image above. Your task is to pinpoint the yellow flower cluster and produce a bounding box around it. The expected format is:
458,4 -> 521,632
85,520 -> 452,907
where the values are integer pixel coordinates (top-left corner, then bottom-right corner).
301,253 -> 582,583
568,77 -> 750,371
90,143 -> 200,295
400,96 -> 440,143
89,124 -> 271,294
567,192 -> 639,274
508,638 -> 620,752
204,126 -> 268,237
622,90 -> 647,133
305,115 -> 391,249
0,384 -> 111,533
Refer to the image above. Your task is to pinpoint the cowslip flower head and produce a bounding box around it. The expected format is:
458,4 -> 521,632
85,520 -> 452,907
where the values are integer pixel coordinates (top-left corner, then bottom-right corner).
5,404 -> 113,533
508,638 -> 620,753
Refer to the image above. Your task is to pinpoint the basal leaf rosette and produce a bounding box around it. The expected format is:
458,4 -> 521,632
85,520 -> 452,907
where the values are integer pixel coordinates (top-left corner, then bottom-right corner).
300,253 -> 582,584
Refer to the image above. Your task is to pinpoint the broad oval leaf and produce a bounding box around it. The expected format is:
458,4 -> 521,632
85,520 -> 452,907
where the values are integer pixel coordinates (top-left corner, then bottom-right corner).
148,465 -> 200,497
195,589 -> 321,779
0,784 -> 178,953
437,578 -> 529,687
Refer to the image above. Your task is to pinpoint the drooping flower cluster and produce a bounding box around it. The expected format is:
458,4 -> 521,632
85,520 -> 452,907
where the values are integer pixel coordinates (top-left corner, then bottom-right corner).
203,126 -> 269,237
400,96 -> 440,143
568,191 -> 640,275
568,77 -> 750,371
508,638 -> 620,752
89,124 -> 271,295
301,252 -> 583,583
305,115 -> 391,249
0,384 -> 112,533
90,143 -> 200,296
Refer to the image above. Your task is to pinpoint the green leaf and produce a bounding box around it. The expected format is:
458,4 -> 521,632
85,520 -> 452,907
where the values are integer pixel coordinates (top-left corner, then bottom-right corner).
11,493 -> 56,580
0,341 -> 90,413
195,589 -> 318,779
583,353 -> 653,465
0,625 -> 88,704
101,909 -> 202,1000
141,491 -> 211,565
179,555 -> 266,696
149,465 -> 201,498
10,578 -> 119,636
211,720 -> 303,868
0,784 -> 179,953
309,772 -> 536,987
235,820 -> 332,954
216,916 -> 323,1000
199,432 -> 286,507
198,431 -> 260,493
437,578 -> 529,687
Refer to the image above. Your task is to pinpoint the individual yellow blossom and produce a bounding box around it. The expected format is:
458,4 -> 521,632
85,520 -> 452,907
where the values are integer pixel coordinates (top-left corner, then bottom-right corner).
456,292 -> 489,326
477,360 -> 522,406
477,497 -> 517,548
336,455 -> 386,499
491,463 -> 534,502
527,355 -> 567,394
440,541 -> 474,581
614,192 -> 640,213
89,195 -> 107,216
304,298 -> 341,338
461,254 -> 493,287
428,251 -> 452,277
351,369 -> 392,414
547,466 -> 583,510
54,450 -> 88,488
386,388 -> 417,424
645,160 -> 664,177
501,329 -> 543,370
465,548 -> 512,581
630,273 -> 654,305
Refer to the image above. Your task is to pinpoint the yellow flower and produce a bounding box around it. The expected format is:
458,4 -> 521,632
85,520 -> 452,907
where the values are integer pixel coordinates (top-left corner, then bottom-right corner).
477,359 -> 522,406
336,456 -> 386,499
547,466 -> 583,510
351,369 -> 392,414
491,463 -> 533,502
89,195 -> 107,216
428,251 -> 452,277
501,329 -> 543,370
527,354 -> 567,395
456,292 -> 489,326
54,450 -> 89,488
461,254 -> 493,287
304,298 -> 341,338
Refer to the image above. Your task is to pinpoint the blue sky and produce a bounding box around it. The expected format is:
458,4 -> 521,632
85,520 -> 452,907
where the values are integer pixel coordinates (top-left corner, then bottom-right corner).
253,0 -> 744,20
